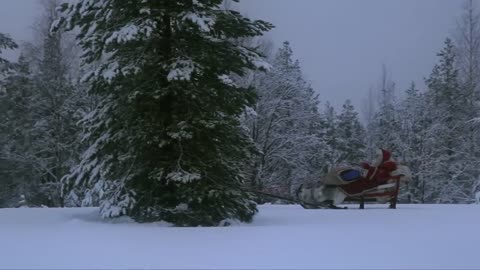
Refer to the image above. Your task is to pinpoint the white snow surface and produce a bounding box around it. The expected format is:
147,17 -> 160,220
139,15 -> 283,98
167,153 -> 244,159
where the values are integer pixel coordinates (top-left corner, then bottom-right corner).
1,204 -> 479,269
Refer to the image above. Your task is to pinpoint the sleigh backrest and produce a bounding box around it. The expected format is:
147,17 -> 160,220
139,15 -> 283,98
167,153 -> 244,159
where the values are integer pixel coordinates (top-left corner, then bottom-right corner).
390,165 -> 412,182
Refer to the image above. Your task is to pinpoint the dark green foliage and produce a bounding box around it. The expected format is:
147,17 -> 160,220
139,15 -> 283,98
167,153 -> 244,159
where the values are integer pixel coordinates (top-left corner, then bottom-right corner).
58,0 -> 272,226
336,99 -> 366,164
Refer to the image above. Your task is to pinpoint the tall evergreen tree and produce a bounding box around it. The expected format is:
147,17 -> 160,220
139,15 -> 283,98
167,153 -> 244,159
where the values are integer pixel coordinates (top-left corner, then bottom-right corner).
0,1 -> 84,207
425,38 -> 474,203
0,56 -> 35,198
321,102 -> 341,172
361,87 -> 377,159
455,0 -> 480,111
29,1 -> 84,207
0,35 -> 26,207
0,33 -> 17,74
336,99 -> 366,164
56,0 -> 273,226
455,0 -> 480,199
396,82 -> 434,203
371,66 -> 402,153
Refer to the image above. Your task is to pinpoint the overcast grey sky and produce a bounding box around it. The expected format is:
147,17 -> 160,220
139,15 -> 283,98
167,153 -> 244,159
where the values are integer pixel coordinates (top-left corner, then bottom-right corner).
237,0 -> 462,110
0,0 -> 464,111
0,1 -> 38,45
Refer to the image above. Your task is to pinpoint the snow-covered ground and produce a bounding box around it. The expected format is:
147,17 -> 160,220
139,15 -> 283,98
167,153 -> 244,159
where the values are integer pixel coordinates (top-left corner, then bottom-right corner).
1,204 -> 479,269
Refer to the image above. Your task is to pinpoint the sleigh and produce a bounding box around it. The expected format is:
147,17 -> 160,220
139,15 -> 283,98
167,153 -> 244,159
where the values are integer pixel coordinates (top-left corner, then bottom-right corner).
296,166 -> 411,209
342,175 -> 403,209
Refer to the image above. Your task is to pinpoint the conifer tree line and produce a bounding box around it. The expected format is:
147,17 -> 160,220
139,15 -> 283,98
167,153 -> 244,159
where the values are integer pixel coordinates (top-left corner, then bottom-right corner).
0,0 -> 479,225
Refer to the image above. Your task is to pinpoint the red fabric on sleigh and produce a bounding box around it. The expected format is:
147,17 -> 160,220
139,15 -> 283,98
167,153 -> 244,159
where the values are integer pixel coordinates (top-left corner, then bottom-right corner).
340,149 -> 398,196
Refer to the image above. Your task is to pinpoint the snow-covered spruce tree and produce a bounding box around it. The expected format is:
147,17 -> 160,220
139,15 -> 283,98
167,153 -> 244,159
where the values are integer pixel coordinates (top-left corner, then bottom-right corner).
425,38 -> 475,203
0,33 -> 17,74
335,99 -> 366,165
0,56 -> 37,207
0,0 -> 86,208
370,66 -> 402,153
396,82 -> 435,203
242,41 -> 324,197
0,33 -> 19,207
455,0 -> 480,122
454,0 -> 480,200
27,0 -> 96,206
0,33 -> 18,137
56,0 -> 273,226
361,87 -> 377,159
321,102 -> 341,172
28,1 -> 84,207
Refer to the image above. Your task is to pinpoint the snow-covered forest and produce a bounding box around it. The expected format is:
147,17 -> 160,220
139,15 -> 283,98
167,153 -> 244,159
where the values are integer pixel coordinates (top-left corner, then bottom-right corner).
1,0 -> 480,226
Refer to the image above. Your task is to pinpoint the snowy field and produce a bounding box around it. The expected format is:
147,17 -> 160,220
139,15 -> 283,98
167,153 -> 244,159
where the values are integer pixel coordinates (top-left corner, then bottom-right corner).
1,204 -> 479,269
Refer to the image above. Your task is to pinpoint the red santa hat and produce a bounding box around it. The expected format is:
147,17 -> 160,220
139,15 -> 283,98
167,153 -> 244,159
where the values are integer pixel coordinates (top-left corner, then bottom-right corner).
372,148 -> 393,167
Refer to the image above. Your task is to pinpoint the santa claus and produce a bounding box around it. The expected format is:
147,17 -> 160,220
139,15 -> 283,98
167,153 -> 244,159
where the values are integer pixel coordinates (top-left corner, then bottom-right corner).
361,148 -> 398,185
